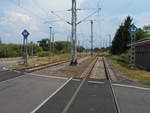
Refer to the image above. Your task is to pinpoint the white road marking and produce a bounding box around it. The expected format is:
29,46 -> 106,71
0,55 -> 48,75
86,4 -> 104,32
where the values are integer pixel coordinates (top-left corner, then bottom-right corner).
0,74 -> 25,84
30,77 -> 72,113
72,79 -> 81,82
88,81 -> 104,84
27,73 -> 69,80
113,83 -> 150,91
72,79 -> 104,84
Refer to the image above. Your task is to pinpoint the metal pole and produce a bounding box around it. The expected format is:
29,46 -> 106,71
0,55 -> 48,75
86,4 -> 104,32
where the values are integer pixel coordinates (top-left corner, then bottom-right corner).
31,42 -> 34,58
91,20 -> 93,56
25,37 -> 28,65
23,37 -> 25,64
70,0 -> 77,65
67,36 -> 70,53
130,34 -> 136,68
78,40 -> 80,52
52,33 -> 55,56
0,37 -> 2,44
49,27 -> 52,57
4,45 -> 7,57
109,34 -> 111,47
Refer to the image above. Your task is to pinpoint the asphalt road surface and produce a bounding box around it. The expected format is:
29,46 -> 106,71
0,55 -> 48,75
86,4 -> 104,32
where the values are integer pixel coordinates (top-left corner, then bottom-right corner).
114,85 -> 150,113
0,70 -> 23,82
66,80 -> 118,113
0,73 -> 68,113
35,79 -> 118,113
0,70 -> 150,113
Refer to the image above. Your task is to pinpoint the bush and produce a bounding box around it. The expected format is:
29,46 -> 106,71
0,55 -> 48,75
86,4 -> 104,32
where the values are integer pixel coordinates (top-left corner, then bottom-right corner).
37,51 -> 49,57
110,50 -> 130,66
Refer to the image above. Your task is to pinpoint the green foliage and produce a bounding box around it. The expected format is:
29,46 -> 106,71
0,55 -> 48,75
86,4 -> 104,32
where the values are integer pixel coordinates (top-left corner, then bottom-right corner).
38,39 -> 73,53
55,41 -> 71,53
0,44 -> 22,57
111,16 -> 150,55
111,16 -> 133,55
136,28 -> 150,40
0,44 -> 5,57
38,38 -> 86,54
0,38 -> 2,44
110,50 -> 130,66
93,48 -> 100,52
27,43 -> 43,56
77,46 -> 85,52
38,38 -> 49,51
37,51 -> 49,57
0,43 -> 42,58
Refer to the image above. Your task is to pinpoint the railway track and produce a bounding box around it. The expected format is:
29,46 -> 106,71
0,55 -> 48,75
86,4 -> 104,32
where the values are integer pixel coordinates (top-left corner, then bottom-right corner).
14,56 -> 87,73
62,56 -> 121,113
102,56 -> 121,113
14,60 -> 69,73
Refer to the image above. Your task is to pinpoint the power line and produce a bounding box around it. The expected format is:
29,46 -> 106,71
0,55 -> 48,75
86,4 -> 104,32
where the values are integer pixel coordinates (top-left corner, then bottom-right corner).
31,0 -> 49,16
77,8 -> 101,25
7,0 -> 48,21
51,11 -> 71,25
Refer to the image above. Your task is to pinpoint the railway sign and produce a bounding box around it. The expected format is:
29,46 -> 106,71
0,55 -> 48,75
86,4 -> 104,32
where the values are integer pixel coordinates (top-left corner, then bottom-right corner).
22,29 -> 30,38
21,29 -> 29,66
129,25 -> 138,69
129,24 -> 138,34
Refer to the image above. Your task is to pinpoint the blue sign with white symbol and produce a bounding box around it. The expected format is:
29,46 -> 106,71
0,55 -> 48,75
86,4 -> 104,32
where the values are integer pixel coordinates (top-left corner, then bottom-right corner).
129,25 -> 138,34
22,29 -> 30,38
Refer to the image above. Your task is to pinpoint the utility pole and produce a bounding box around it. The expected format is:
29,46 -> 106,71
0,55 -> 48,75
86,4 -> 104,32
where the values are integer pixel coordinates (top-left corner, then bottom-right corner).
78,40 -> 80,52
70,0 -> 77,65
0,37 -> 2,44
31,41 -> 34,58
49,27 -> 52,57
109,34 -> 111,47
50,1 -> 101,65
67,36 -> 70,53
52,33 -> 55,56
4,46 -> 7,57
90,20 -> 94,56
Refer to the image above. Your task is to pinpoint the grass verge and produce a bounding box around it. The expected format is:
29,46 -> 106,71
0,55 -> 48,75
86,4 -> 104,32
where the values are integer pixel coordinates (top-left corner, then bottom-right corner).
12,52 -> 88,69
108,53 -> 150,85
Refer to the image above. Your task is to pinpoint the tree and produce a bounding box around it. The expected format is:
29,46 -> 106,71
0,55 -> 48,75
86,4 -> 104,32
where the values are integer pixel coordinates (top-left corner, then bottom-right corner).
0,43 -> 42,58
77,46 -> 85,52
94,48 -> 100,52
37,39 -> 49,51
111,16 -> 133,55
0,38 -> 2,44
27,43 -> 42,56
55,41 -> 71,53
136,28 -> 150,40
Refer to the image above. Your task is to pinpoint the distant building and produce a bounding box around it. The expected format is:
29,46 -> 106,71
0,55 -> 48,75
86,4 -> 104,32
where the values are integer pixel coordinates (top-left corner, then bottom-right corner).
134,37 -> 150,70
143,25 -> 150,34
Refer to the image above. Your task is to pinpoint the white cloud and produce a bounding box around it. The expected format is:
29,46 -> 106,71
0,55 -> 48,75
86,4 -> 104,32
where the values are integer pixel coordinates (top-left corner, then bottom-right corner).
1,0 -> 150,47
133,12 -> 150,27
5,11 -> 30,23
31,0 -> 88,12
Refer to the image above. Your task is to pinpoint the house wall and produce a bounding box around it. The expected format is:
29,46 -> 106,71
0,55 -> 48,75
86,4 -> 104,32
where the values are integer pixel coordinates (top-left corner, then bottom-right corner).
135,44 -> 150,70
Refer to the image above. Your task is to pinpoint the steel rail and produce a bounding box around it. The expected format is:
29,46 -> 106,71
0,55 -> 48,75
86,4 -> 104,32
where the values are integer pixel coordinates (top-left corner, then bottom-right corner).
14,56 -> 87,73
28,60 -> 69,73
14,60 -> 69,72
62,56 -> 98,113
102,56 -> 121,113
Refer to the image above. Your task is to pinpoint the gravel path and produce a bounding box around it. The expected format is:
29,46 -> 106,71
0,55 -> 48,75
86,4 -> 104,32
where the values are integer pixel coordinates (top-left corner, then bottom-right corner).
90,57 -> 106,79
33,56 -> 92,78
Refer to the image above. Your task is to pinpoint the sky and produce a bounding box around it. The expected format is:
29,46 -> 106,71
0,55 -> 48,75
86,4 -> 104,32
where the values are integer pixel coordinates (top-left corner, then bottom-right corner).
0,0 -> 150,48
